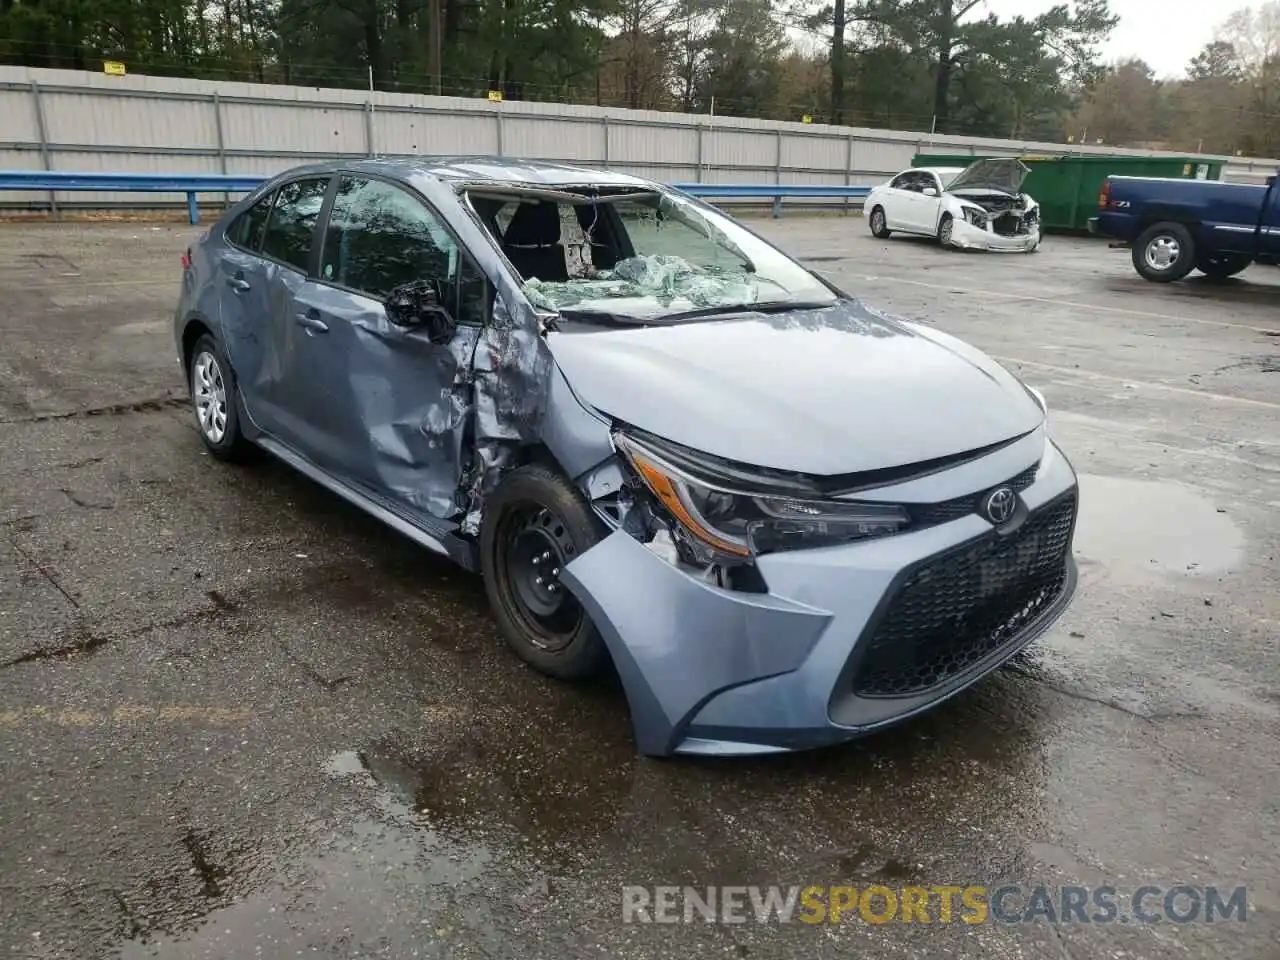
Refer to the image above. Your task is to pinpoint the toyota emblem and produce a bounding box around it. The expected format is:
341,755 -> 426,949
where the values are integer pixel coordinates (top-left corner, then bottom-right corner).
983,486 -> 1017,525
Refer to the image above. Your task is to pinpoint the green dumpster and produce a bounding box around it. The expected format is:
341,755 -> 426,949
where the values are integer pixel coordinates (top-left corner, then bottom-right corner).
910,153 -> 1225,232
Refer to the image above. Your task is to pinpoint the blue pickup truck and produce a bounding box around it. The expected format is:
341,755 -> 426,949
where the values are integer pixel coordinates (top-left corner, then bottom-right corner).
1088,174 -> 1280,282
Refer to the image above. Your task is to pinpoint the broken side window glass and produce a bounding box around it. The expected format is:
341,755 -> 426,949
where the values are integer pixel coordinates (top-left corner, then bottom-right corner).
228,191 -> 274,252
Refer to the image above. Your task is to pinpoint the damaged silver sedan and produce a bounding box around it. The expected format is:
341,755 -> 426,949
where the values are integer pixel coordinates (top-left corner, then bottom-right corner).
174,157 -> 1079,757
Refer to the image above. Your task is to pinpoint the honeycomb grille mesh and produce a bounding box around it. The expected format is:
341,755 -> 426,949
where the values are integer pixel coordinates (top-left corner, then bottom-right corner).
852,493 -> 1076,698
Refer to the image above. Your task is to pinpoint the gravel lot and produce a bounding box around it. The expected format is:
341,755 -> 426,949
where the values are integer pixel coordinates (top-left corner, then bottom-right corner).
1,216 -> 1277,959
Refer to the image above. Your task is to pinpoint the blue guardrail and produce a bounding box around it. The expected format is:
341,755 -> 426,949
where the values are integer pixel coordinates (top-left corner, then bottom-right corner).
0,171 -> 871,224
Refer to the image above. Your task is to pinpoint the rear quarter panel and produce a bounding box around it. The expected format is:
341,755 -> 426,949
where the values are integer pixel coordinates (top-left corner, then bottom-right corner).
174,224 -> 230,371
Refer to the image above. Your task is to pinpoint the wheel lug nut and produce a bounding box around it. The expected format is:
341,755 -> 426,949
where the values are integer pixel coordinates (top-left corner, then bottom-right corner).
532,556 -> 540,566
548,584 -> 559,593
542,551 -> 551,561
535,576 -> 543,585
551,567 -> 559,576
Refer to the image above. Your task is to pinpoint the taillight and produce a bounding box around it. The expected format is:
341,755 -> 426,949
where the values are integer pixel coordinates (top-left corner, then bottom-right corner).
1098,180 -> 1110,209
181,249 -> 191,269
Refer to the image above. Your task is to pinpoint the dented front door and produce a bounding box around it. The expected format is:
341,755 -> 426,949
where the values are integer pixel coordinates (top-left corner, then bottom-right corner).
284,173 -> 485,520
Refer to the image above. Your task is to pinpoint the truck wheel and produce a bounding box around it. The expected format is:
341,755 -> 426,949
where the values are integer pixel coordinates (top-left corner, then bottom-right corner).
1133,222 -> 1196,282
1196,253 -> 1250,281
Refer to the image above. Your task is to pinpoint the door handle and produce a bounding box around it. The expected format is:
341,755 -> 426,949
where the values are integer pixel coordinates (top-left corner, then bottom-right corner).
226,276 -> 251,292
295,312 -> 329,334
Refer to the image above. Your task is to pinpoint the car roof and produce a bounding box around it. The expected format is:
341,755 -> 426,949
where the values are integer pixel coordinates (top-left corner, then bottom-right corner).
914,167 -> 967,178
273,155 -> 655,190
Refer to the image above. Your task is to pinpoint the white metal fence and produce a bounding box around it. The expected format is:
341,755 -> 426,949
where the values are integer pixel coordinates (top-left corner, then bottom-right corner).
1,64 -> 1276,209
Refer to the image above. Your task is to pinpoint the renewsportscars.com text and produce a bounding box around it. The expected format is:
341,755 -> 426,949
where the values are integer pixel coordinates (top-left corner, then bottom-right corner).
621,884 -> 1248,925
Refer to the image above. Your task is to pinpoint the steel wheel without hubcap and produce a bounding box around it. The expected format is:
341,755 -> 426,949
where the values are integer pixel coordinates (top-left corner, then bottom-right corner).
1144,234 -> 1181,272
871,209 -> 886,235
192,350 -> 228,444
499,505 -> 584,652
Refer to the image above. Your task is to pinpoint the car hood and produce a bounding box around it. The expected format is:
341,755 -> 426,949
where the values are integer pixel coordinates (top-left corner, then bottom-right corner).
547,300 -> 1044,476
947,158 -> 1031,195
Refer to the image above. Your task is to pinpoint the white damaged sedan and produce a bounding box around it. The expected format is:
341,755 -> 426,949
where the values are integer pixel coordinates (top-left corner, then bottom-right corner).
865,159 -> 1041,253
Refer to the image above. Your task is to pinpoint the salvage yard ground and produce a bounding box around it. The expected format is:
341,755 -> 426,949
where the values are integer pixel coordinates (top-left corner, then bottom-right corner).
0,218 -> 1277,959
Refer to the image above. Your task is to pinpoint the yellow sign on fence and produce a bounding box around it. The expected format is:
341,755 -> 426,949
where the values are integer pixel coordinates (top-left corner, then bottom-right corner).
802,114 -> 813,124
487,89 -> 503,102
103,61 -> 126,77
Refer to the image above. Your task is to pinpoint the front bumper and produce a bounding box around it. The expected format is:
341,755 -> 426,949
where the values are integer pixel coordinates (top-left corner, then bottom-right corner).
561,434 -> 1078,757
951,217 -> 1041,252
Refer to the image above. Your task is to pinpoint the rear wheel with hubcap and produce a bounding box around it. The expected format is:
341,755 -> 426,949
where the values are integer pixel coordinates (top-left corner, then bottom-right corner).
1132,221 -> 1196,282
480,464 -> 609,680
869,206 -> 891,239
189,333 -> 254,461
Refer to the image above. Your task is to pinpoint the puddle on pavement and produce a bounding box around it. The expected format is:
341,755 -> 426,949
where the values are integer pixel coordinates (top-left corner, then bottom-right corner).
115,683 -> 1065,957
329,727 -> 640,860
122,750 -> 511,958
1072,474 -> 1244,581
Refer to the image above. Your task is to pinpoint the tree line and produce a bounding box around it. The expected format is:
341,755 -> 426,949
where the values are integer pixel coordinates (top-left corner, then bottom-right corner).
1073,4 -> 1280,157
2,0 -> 1279,154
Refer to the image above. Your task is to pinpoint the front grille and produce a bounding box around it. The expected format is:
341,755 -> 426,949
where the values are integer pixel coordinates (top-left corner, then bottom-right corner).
993,212 -> 1029,236
852,493 -> 1076,698
909,461 -> 1039,527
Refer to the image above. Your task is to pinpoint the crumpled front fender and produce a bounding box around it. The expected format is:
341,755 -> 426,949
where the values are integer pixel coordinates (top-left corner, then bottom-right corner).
558,531 -> 832,756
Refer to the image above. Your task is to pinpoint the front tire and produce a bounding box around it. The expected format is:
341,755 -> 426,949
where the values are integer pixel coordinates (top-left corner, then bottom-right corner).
869,206 -> 891,238
938,213 -> 955,249
1196,253 -> 1250,281
189,334 -> 254,461
1133,221 -> 1196,282
480,464 -> 610,680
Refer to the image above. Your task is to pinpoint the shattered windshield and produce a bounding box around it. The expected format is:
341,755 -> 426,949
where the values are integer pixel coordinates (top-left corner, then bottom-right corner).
467,188 -> 838,322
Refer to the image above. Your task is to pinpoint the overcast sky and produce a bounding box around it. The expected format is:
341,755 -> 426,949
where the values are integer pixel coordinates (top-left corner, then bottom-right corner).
983,0 -> 1252,78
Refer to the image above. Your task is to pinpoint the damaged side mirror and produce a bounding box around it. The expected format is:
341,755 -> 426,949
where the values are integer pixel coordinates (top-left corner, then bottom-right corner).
385,279 -> 458,345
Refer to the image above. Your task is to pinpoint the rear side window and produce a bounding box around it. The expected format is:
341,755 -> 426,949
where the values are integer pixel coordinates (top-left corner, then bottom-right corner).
226,192 -> 273,251
893,172 -> 931,193
261,178 -> 329,272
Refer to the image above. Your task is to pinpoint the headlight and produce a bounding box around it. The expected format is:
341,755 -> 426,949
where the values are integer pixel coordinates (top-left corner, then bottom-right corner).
962,207 -> 987,228
615,433 -> 909,559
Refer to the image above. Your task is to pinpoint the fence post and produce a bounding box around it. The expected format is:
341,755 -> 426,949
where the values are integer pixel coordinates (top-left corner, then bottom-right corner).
775,129 -> 783,184
602,115 -> 610,169
30,81 -> 57,218
212,92 -> 229,210
844,134 -> 853,216
696,123 -> 704,183
364,100 -> 375,158
495,105 -> 504,157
